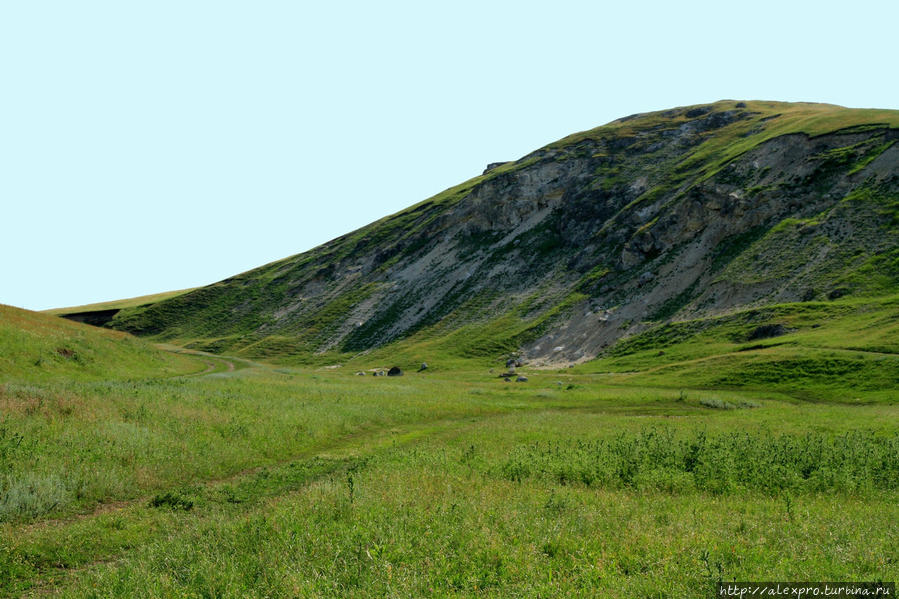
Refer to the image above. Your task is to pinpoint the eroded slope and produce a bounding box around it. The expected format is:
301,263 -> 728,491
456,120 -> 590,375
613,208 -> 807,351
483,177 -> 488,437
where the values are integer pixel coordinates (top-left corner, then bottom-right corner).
106,101 -> 899,365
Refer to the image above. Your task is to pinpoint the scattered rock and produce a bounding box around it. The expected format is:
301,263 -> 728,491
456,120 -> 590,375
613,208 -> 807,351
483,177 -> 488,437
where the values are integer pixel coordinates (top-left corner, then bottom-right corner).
747,324 -> 787,341
638,271 -> 655,285
498,372 -> 516,378
516,376 -> 528,382
553,346 -> 564,352
417,362 -> 428,372
503,377 -> 511,382
387,366 -> 403,377
735,102 -> 747,108
801,288 -> 817,302
355,371 -> 366,376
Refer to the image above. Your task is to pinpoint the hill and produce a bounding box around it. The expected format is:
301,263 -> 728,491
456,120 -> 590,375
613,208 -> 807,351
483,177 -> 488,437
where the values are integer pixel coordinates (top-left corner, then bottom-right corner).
0,304 -> 199,382
44,288 -> 196,327
74,100 -> 899,368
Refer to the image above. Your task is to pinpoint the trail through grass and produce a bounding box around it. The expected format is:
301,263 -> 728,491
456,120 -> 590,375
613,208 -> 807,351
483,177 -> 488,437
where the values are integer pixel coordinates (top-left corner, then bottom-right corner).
3,304 -> 899,596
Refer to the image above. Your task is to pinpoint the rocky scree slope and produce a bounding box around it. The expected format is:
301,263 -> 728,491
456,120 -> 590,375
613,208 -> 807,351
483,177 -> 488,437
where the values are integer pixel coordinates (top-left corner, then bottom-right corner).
108,101 -> 899,364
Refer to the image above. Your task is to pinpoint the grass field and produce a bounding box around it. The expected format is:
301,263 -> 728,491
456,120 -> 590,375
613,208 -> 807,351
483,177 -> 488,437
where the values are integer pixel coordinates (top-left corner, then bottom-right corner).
1,306 -> 898,596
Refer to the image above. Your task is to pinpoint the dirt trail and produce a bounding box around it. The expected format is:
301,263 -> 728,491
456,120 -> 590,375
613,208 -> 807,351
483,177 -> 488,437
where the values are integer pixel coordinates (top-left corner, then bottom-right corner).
155,344 -> 240,375
12,412 -> 500,598
16,414 -> 459,533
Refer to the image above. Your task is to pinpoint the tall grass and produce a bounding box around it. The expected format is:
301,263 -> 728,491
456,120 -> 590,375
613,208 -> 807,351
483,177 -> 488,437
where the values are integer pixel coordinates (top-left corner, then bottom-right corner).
500,428 -> 899,494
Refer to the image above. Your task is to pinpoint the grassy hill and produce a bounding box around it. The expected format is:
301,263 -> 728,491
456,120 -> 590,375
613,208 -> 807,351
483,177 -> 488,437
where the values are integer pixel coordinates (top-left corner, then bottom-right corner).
576,293 -> 899,401
0,304 -> 200,383
81,100 -> 899,372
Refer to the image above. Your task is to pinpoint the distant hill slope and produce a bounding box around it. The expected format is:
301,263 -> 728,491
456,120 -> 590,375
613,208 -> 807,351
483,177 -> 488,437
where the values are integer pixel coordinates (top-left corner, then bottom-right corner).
45,288 -> 196,327
101,100 -> 899,365
0,305 -> 198,382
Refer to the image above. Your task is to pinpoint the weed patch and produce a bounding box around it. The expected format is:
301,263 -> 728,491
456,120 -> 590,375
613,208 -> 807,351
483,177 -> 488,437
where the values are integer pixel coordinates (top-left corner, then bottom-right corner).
149,491 -> 194,511
500,429 -> 899,494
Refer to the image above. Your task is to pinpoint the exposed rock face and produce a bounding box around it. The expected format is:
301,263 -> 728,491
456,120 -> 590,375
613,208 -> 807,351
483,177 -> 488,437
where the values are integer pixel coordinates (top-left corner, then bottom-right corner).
109,101 -> 899,365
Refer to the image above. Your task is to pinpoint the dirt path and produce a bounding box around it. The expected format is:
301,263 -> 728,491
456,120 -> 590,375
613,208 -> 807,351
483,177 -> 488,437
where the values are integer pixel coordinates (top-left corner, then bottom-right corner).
154,344 -> 240,376
11,412 -> 503,598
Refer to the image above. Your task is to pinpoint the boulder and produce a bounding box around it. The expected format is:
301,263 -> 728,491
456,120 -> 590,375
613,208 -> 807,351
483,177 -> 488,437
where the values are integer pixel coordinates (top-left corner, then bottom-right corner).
355,371 -> 366,376
387,366 -> 403,377
516,376 -> 528,382
417,362 -> 428,372
505,357 -> 524,369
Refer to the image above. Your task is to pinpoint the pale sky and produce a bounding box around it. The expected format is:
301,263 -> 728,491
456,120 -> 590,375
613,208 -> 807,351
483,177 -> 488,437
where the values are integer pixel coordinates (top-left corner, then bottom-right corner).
2,1 -> 897,310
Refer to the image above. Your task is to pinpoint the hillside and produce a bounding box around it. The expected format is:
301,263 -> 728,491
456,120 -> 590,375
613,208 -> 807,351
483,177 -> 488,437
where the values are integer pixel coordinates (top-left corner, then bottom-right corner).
0,304 -> 199,382
45,288 -> 196,327
89,100 -> 899,366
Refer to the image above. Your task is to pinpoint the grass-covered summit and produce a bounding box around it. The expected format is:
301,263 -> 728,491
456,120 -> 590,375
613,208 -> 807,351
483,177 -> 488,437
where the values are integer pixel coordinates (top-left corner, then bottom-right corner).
67,101 -> 899,366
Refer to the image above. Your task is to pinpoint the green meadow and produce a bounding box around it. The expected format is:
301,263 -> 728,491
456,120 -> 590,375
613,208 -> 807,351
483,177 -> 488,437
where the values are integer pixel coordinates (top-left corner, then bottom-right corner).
2,303 -> 899,597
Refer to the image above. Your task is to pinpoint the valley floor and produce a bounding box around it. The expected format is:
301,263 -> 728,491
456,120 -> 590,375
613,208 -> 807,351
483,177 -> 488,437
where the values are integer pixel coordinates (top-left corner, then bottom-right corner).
1,351 -> 897,598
